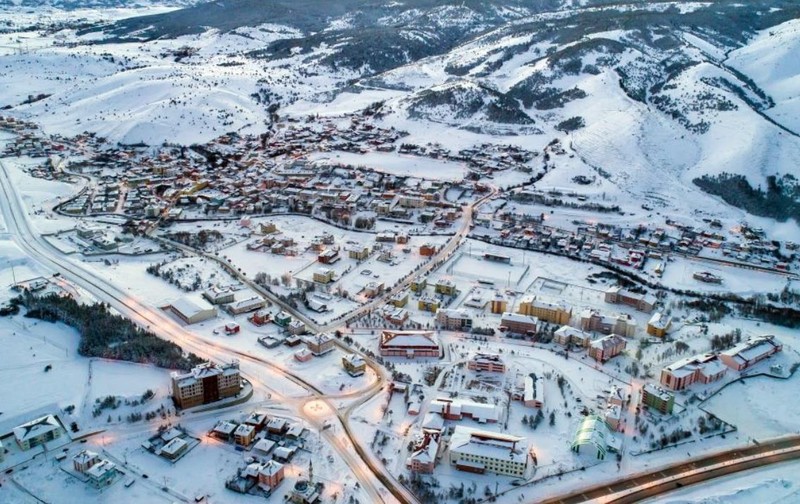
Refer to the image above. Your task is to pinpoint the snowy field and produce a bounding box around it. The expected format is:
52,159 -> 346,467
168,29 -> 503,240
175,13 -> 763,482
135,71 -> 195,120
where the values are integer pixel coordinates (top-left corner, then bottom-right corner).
308,151 -> 468,181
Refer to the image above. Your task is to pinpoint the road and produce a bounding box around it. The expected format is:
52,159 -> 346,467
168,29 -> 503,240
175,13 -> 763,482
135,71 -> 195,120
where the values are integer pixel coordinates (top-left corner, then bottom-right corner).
0,159 -> 406,504
538,435 -> 800,504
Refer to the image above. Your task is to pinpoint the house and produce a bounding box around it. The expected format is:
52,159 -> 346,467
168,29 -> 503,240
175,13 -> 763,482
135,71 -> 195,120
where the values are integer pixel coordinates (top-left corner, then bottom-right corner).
389,291 -> 409,307
588,334 -> 627,363
419,243 -> 437,256
267,418 -> 289,435
516,296 -> 572,325
13,414 -> 65,451
212,421 -> 238,441
604,286 -> 656,313
406,434 -> 439,474
523,373 -> 543,408
171,361 -> 241,409
343,354 -> 367,377
317,249 -> 340,264
274,311 -> 292,327
272,446 -> 296,463
347,245 -> 370,261
719,335 -> 782,372
660,353 -> 727,390
313,268 -> 334,284
225,322 -> 240,334
500,312 -> 538,336
379,330 -> 440,358
253,438 -> 276,457
85,459 -> 117,488
304,333 -> 335,356
258,460 -> 285,490
364,281 -> 385,298
467,353 -> 506,373
251,309 -> 271,325
160,437 -> 189,460
554,326 -> 593,347
244,412 -> 269,432
168,296 -> 217,325
641,383 -> 675,415
234,424 -> 256,447
448,427 -> 528,477
435,279 -> 456,296
646,312 -> 672,337
294,348 -> 313,362
436,308 -> 473,331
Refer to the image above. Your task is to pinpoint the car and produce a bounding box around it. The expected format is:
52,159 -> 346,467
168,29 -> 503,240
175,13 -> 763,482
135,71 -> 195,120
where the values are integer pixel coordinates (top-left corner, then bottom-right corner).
142,474 -> 149,479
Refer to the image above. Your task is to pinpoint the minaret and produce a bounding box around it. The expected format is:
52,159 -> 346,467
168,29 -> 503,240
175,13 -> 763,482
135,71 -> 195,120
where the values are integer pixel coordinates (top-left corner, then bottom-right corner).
308,460 -> 314,484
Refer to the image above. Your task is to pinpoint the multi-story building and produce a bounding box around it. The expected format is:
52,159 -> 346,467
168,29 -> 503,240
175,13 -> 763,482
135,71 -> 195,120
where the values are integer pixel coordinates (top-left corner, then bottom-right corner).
641,383 -> 675,414
467,353 -> 506,373
13,414 -> 66,451
554,326 -> 593,347
660,353 -> 727,390
500,312 -> 539,335
517,296 -> 572,325
580,310 -> 637,337
304,333 -> 335,356
489,293 -> 507,314
171,361 -> 242,409
419,243 -> 437,257
203,286 -> 235,305
429,398 -> 500,423
410,278 -> 427,292
418,294 -> 440,313
436,308 -> 473,331
313,268 -> 334,284
604,286 -> 656,313
258,460 -> 285,490
448,427 -> 529,477
523,373 -> 543,408
342,354 -> 366,377
406,434 -> 439,474
389,291 -> 409,307
234,424 -> 256,447
347,245 -> 370,261
588,334 -> 627,363
435,279 -> 457,296
379,330 -> 440,358
646,312 -> 672,337
719,335 -> 782,372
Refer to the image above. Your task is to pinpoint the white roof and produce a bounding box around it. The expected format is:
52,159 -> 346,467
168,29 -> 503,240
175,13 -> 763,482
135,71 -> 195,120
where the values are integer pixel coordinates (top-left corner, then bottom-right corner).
259,460 -> 284,477
254,438 -> 276,454
161,437 -> 188,456
86,459 -> 116,479
234,424 -> 255,436
13,414 -> 62,443
381,330 -> 439,348
170,295 -> 214,318
500,312 -> 538,325
449,426 -> 527,464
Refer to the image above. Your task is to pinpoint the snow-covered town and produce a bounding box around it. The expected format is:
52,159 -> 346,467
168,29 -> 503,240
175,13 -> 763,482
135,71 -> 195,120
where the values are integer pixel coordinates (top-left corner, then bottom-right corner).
1,1 -> 800,504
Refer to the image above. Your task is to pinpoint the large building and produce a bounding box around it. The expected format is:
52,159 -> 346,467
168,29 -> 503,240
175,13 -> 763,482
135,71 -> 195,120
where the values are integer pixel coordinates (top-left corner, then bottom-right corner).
646,312 -> 672,337
570,415 -> 614,460
406,434 -> 439,474
429,398 -> 500,423
467,353 -> 506,373
226,296 -> 267,315
588,334 -> 627,363
13,414 -> 66,451
168,296 -> 218,325
517,296 -> 572,325
579,309 -> 637,337
500,312 -> 539,335
171,361 -> 242,409
604,286 -> 656,313
436,308 -> 473,331
379,330 -> 440,358
719,335 -> 782,372
448,427 -> 529,477
660,353 -> 727,390
641,383 -> 675,414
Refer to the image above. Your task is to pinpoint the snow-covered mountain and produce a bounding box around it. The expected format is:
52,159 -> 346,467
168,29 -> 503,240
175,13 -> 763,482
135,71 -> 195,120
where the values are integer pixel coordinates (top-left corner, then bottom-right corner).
1,0 -> 799,223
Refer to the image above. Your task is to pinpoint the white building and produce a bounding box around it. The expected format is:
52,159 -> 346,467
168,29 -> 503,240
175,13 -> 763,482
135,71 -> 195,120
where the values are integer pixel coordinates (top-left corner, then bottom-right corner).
448,426 -> 529,477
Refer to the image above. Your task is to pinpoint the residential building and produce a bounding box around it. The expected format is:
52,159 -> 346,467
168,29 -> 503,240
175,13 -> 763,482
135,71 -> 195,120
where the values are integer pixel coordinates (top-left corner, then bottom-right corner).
364,281 -> 384,298
13,414 -> 65,451
418,294 -> 440,313
406,434 -> 439,474
410,278 -> 427,292
517,296 -> 572,325
317,248 -> 339,264
313,268 -> 334,284
288,320 -> 306,335
274,311 -> 292,327
304,333 -> 334,356
379,330 -> 440,358
226,296 -> 267,315
523,373 -> 543,408
419,243 -> 437,257
294,348 -> 313,362
448,427 -> 529,477
342,354 -> 366,377
641,384 -> 675,415
489,293 -> 507,314
389,291 -> 409,307
171,361 -> 242,409
719,335 -> 782,372
203,286 -> 235,305
160,437 -> 189,460
73,450 -> 100,473
347,245 -> 370,261
467,353 -> 506,373
500,312 -> 538,335
435,279 -> 456,296
554,326 -> 593,347
604,286 -> 656,313
211,420 -> 238,441
85,459 -> 117,488
258,460 -> 285,490
660,353 -> 727,390
436,308 -> 473,330
646,312 -> 672,337
588,334 -> 627,363
234,424 -> 256,447
580,309 -> 637,337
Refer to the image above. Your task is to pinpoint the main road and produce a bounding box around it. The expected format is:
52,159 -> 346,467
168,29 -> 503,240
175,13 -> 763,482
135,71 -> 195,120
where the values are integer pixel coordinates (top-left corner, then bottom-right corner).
0,159 -> 412,504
